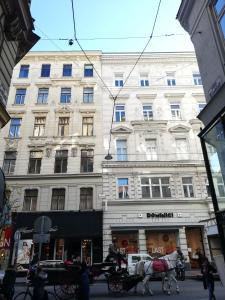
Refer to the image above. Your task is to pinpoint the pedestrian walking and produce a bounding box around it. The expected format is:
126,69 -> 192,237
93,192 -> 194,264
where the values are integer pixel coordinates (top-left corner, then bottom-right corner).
201,257 -> 217,300
76,262 -> 90,300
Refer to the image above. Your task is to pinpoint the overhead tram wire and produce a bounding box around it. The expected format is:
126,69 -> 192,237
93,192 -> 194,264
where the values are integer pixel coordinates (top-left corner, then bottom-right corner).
70,0 -> 162,159
70,0 -> 115,101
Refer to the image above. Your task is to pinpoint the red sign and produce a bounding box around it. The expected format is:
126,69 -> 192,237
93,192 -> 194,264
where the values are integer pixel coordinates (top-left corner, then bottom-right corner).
0,227 -> 13,249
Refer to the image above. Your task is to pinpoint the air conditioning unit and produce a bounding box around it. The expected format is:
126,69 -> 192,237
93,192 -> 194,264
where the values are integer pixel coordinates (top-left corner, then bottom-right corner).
138,213 -> 143,218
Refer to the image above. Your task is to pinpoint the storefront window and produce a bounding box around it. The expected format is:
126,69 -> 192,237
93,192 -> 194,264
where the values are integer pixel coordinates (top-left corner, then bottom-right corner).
81,239 -> 92,264
55,239 -> 64,260
112,231 -> 138,254
146,231 -> 177,257
204,119 -> 225,210
186,227 -> 204,268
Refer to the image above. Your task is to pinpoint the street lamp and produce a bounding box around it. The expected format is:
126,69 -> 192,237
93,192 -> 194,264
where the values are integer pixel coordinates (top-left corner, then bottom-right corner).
104,153 -> 113,160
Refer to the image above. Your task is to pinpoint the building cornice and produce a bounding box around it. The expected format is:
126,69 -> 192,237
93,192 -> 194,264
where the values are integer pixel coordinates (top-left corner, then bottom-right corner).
5,173 -> 102,181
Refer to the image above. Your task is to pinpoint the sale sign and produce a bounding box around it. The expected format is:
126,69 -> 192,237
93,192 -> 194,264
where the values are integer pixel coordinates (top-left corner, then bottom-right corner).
0,226 -> 13,249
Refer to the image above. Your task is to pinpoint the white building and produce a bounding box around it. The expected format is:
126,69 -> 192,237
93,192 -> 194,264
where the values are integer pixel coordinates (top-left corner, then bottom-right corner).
0,51 -> 218,268
101,52 -> 216,269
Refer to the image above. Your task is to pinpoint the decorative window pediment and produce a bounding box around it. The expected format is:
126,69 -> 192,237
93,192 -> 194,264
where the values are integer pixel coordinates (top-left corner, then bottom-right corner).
55,106 -> 73,115
111,126 -> 132,134
168,124 -> 190,133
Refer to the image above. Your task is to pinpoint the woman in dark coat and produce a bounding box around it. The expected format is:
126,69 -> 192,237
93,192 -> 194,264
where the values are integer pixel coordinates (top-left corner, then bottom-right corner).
201,257 -> 217,300
76,262 -> 89,300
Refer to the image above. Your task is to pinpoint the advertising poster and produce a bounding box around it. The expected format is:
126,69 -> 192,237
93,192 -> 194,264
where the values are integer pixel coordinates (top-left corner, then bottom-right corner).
17,239 -> 33,265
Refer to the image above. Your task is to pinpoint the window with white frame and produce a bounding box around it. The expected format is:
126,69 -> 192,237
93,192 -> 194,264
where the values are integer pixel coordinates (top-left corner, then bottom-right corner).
170,104 -> 181,119
33,117 -> 46,137
2,151 -> 17,175
9,118 -> 22,138
58,117 -> 69,136
193,73 -> 202,85
140,73 -> 149,86
54,150 -> 68,173
198,103 -> 206,112
143,104 -> 153,120
141,177 -> 171,198
166,72 -> 176,86
23,189 -> 38,211
182,177 -> 194,198
116,139 -> 127,161
205,178 -> 211,197
145,139 -> 157,160
37,88 -> 49,104
28,151 -> 42,174
117,178 -> 129,199
15,88 -> 26,104
215,176 -> 225,197
115,105 -> 125,122
84,64 -> 93,77
80,188 -> 93,210
83,87 -> 94,103
82,117 -> 93,136
175,138 -> 188,160
115,73 -> 123,87
51,188 -> 65,210
60,88 -> 71,103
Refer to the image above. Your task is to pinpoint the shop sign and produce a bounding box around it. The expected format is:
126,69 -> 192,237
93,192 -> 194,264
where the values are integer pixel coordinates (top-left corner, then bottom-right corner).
147,212 -> 174,218
0,227 -> 12,249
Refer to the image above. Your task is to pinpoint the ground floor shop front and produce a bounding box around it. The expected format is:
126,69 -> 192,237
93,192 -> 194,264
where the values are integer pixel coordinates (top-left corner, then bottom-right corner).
12,211 -> 103,265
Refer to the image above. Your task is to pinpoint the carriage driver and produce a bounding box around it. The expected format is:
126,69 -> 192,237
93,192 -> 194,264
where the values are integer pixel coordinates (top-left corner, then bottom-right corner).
105,240 -> 127,269
176,247 -> 185,261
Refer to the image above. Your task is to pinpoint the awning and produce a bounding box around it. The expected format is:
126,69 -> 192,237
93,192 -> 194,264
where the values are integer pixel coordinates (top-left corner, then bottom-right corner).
12,211 -> 103,238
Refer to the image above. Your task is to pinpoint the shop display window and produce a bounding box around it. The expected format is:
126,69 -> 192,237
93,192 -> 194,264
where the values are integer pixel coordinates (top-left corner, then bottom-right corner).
81,239 -> 92,264
146,231 -> 177,257
55,239 -> 64,260
186,227 -> 204,268
112,232 -> 138,254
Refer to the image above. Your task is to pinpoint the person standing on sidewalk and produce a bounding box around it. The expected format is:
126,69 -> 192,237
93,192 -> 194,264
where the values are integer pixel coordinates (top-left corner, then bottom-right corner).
201,257 -> 217,300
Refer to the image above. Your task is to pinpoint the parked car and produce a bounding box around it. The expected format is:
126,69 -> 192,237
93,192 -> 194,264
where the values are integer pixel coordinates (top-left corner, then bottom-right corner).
127,253 -> 153,275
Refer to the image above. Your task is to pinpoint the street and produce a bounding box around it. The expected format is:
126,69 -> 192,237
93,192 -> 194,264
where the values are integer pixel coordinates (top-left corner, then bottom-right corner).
14,279 -> 225,300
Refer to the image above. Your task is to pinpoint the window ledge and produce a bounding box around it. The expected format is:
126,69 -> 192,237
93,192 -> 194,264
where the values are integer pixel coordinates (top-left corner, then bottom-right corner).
12,104 -> 25,106
107,198 -> 206,206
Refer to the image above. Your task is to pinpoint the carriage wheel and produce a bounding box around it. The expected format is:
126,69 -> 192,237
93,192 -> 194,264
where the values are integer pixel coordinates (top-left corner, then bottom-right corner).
54,283 -> 77,300
107,275 -> 125,296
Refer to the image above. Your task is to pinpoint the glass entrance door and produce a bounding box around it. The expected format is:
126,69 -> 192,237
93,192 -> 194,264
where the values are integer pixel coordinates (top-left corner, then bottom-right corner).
81,239 -> 92,264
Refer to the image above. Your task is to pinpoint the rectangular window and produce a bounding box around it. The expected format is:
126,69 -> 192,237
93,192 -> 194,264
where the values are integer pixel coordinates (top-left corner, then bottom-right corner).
215,176 -> 225,197
33,117 -> 46,137
182,177 -> 194,198
81,149 -> 93,173
198,103 -> 206,112
60,88 -> 71,103
28,151 -> 42,174
143,105 -> 153,120
83,87 -> 94,103
54,150 -> 68,173
80,188 -> 93,210
19,65 -> 29,78
82,117 -> 93,136
15,89 -> 26,104
115,73 -> 123,87
58,117 -> 69,136
175,138 -> 188,160
9,118 -> 21,138
41,64 -> 51,77
117,178 -> 129,199
51,188 -> 65,210
84,64 -> 93,77
23,189 -> 38,211
166,72 -> 176,86
63,64 -> 72,77
205,178 -> 211,197
213,1 -> 225,38
116,139 -> 127,161
37,88 -> 49,104
140,73 -> 149,86
2,151 -> 17,175
193,73 -> 202,85
145,139 -> 157,160
141,177 -> 171,198
170,104 -> 181,119
115,105 -> 125,122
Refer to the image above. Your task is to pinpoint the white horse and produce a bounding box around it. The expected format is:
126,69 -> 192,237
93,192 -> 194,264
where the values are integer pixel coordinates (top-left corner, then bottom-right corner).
135,250 -> 180,296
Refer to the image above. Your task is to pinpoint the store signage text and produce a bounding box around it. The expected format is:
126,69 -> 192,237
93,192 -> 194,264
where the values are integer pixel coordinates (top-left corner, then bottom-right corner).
147,213 -> 174,218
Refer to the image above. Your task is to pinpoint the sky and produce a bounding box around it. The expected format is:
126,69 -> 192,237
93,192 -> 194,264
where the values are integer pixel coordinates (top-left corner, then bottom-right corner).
31,0 -> 194,53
